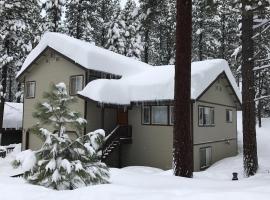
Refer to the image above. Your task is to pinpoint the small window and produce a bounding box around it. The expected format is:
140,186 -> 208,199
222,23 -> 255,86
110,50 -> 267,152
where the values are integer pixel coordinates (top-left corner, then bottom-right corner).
226,110 -> 233,123
200,147 -> 212,169
70,75 -> 84,95
199,106 -> 215,126
142,106 -> 151,124
25,81 -> 36,98
151,106 -> 168,125
169,106 -> 174,125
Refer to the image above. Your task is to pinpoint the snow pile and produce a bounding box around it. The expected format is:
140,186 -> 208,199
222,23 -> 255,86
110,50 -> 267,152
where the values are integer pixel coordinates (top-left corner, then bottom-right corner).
3,102 -> 23,129
79,59 -> 241,105
0,115 -> 270,199
17,32 -> 152,78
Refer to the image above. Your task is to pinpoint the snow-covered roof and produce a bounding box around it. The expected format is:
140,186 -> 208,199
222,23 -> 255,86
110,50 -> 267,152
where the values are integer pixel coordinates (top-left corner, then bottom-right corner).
3,102 -> 23,129
78,59 -> 242,105
17,32 -> 152,79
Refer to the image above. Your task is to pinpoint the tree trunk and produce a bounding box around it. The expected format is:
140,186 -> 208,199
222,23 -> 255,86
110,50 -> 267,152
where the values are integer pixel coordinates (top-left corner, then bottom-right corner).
173,0 -> 193,178
144,29 -> 149,63
241,0 -> 258,177
0,64 -> 7,129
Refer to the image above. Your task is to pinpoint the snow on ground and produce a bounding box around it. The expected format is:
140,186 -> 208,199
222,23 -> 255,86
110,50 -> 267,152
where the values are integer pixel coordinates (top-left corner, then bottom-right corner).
0,114 -> 270,200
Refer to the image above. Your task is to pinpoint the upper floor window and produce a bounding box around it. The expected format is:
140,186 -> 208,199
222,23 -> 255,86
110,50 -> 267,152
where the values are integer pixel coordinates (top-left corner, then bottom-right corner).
70,75 -> 84,95
142,106 -> 151,124
25,81 -> 36,98
226,109 -> 233,123
169,106 -> 174,125
151,106 -> 168,125
199,106 -> 215,126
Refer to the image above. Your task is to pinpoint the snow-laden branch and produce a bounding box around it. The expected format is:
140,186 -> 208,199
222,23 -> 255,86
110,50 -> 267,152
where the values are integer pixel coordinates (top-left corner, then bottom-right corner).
253,64 -> 270,71
255,95 -> 270,101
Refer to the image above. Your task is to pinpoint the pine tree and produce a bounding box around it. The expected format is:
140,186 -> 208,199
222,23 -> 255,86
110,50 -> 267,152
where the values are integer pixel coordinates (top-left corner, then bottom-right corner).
65,0 -> 98,42
106,5 -> 126,55
13,83 -> 109,190
42,0 -> 65,32
121,0 -> 143,59
93,0 -> 120,47
0,0 -> 42,127
241,0 -> 259,177
173,0 -> 193,178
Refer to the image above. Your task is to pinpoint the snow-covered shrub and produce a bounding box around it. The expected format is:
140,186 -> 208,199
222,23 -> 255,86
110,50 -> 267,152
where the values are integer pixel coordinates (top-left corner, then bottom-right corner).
13,83 -> 109,190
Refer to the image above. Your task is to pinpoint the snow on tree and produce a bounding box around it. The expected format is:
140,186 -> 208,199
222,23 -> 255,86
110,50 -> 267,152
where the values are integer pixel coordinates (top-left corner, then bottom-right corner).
13,83 -> 109,190
106,3 -> 126,55
42,0 -> 65,32
0,0 -> 43,127
65,0 -> 99,42
92,0 -> 120,47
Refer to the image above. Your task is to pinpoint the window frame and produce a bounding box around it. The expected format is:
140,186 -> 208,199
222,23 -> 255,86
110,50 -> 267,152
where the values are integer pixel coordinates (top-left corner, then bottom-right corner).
69,75 -> 84,96
226,109 -> 233,123
200,146 -> 212,170
169,106 -> 174,125
151,105 -> 169,125
198,106 -> 215,127
141,104 -> 173,126
142,106 -> 151,125
25,81 -> 36,99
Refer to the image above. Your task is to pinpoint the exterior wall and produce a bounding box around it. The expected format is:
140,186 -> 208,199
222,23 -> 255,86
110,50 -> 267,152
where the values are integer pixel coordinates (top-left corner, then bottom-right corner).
22,49 -> 86,150
122,106 -> 173,169
86,102 -> 117,134
192,76 -> 238,171
122,76 -> 238,171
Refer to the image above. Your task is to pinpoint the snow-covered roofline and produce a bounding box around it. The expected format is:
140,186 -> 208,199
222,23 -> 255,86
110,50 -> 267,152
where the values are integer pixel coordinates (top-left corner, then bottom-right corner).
78,59 -> 242,106
16,32 -> 152,79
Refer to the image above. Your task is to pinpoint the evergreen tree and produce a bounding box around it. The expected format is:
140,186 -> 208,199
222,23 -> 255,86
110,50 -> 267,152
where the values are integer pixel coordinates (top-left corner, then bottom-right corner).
121,0 -> 143,59
93,0 -> 120,47
106,5 -> 126,55
0,0 -> 42,127
13,83 -> 109,190
65,0 -> 98,42
42,0 -> 65,32
173,0 -> 193,178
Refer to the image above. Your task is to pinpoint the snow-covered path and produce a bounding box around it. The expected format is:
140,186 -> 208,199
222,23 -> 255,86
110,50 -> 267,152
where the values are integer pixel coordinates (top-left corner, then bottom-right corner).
0,114 -> 269,200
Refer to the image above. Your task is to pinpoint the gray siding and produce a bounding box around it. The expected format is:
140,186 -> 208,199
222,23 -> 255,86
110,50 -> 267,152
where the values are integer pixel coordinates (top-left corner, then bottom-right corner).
122,76 -> 238,171
122,106 -> 173,169
21,49 -> 86,150
86,102 -> 117,134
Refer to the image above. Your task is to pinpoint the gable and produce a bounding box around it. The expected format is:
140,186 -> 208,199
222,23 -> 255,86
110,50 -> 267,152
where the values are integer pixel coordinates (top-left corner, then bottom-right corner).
197,73 -> 241,109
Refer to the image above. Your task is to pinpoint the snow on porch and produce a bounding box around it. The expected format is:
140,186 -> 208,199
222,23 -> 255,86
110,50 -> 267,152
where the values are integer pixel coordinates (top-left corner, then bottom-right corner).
79,59 -> 242,105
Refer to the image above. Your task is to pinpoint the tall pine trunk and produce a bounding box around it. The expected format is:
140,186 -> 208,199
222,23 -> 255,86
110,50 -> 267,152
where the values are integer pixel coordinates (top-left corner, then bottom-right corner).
241,0 -> 258,177
0,64 -> 7,129
173,0 -> 193,178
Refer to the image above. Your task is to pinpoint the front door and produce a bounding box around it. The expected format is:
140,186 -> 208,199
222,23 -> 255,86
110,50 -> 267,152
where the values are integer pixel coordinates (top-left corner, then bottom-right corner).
117,109 -> 128,125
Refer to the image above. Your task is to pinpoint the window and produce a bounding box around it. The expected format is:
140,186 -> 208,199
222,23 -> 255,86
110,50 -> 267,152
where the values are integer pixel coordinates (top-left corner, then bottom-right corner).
226,110 -> 233,123
70,75 -> 84,95
142,106 -> 151,124
151,106 -> 168,125
169,106 -> 174,125
200,147 -> 212,169
199,106 -> 215,126
25,81 -> 36,98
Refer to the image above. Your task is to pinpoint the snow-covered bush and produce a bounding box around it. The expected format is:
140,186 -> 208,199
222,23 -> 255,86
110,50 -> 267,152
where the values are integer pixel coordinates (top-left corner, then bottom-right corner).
13,83 -> 109,190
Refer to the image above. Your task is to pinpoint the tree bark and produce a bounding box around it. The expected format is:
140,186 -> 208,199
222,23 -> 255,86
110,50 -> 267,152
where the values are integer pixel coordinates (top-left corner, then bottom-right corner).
241,0 -> 258,177
173,0 -> 193,178
0,64 -> 7,129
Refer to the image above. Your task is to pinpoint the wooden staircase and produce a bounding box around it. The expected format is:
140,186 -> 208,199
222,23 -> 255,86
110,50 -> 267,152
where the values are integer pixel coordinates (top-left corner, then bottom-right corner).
102,125 -> 132,161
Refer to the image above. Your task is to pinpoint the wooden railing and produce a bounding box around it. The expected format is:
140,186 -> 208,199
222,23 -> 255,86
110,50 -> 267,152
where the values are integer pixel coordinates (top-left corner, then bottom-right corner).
102,125 -> 132,160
